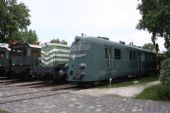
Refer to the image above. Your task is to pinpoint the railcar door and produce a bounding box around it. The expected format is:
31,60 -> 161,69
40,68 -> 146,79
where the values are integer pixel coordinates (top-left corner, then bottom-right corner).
104,47 -> 113,79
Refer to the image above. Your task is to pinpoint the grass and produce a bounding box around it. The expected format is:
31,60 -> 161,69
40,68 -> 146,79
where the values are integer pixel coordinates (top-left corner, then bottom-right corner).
0,110 -> 10,113
135,84 -> 160,100
135,84 -> 170,101
98,74 -> 158,88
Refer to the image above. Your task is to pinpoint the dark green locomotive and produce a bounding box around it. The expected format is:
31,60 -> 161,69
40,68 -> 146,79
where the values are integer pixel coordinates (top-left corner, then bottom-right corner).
0,43 -> 10,76
67,36 -> 157,84
10,43 -> 41,79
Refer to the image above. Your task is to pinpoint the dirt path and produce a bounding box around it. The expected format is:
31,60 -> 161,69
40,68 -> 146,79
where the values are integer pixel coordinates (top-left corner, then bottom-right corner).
73,81 -> 160,98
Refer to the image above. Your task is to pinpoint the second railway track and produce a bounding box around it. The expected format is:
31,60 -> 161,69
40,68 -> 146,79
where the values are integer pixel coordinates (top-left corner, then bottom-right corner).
0,78 -> 80,105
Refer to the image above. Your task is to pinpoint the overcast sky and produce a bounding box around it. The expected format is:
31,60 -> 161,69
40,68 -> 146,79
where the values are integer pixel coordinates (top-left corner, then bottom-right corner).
19,0 -> 165,51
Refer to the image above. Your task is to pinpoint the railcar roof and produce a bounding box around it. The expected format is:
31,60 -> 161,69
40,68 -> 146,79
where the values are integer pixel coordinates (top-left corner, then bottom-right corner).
11,43 -> 41,49
75,36 -> 156,54
41,42 -> 70,48
0,43 -> 10,51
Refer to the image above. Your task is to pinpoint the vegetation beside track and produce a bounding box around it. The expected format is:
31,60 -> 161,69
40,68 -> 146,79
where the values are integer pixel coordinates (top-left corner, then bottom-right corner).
135,84 -> 170,101
0,110 -> 10,113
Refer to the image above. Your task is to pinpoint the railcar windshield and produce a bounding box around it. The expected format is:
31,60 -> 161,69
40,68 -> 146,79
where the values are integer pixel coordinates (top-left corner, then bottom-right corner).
11,48 -> 26,56
0,51 -> 5,59
71,42 -> 91,52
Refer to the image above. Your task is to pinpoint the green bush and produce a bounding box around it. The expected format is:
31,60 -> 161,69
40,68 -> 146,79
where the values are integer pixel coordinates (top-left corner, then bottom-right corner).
135,84 -> 170,100
159,58 -> 170,86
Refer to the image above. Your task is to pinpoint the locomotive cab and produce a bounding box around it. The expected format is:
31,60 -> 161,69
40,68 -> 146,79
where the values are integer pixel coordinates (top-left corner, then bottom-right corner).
10,43 -> 41,79
68,36 -> 101,83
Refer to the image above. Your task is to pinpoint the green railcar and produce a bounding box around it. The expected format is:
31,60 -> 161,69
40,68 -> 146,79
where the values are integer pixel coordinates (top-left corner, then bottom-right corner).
67,36 -> 157,84
0,43 -> 10,76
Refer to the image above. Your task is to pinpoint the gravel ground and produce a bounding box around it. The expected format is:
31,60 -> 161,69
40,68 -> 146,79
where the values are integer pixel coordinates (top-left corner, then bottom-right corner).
73,81 -> 160,97
1,80 -> 170,113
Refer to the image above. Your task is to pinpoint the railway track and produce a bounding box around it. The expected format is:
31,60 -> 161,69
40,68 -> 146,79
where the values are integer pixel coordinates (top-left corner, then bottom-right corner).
0,84 -> 78,105
0,77 -> 80,105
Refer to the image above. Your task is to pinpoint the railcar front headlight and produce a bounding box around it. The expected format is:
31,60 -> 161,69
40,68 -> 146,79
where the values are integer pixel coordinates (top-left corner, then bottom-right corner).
65,63 -> 68,68
59,70 -> 64,77
79,63 -> 86,69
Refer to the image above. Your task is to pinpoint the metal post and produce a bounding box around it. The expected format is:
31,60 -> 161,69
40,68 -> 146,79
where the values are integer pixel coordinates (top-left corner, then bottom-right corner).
109,77 -> 112,87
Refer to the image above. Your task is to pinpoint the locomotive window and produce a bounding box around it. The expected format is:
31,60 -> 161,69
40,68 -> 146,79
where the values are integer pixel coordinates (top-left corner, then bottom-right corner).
114,49 -> 121,59
11,48 -> 26,56
0,51 -> 5,59
71,43 -> 91,52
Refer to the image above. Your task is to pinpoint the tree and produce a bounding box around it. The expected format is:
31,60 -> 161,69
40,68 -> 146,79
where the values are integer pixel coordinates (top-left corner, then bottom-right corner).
50,38 -> 67,45
50,38 -> 60,43
137,0 -> 170,51
142,43 -> 155,51
20,29 -> 38,44
0,0 -> 30,43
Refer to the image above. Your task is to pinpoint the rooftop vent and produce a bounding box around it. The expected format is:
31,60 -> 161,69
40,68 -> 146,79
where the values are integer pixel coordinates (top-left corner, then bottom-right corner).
97,36 -> 109,40
119,41 -> 125,44
75,36 -> 81,42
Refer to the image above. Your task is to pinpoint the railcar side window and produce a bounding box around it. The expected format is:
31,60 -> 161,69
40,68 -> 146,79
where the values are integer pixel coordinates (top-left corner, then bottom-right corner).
133,52 -> 136,60
130,51 -> 133,60
141,54 -> 145,61
114,49 -> 121,59
129,51 -> 136,60
105,48 -> 108,58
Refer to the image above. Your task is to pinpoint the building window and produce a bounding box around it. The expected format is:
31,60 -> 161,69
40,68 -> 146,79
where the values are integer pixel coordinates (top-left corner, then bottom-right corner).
114,49 -> 121,59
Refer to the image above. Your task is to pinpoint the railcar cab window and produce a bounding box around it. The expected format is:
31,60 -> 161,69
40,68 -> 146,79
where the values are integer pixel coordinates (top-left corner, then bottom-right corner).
114,49 -> 121,59
105,48 -> 112,58
0,51 -> 5,59
11,48 -> 26,56
71,42 -> 91,52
